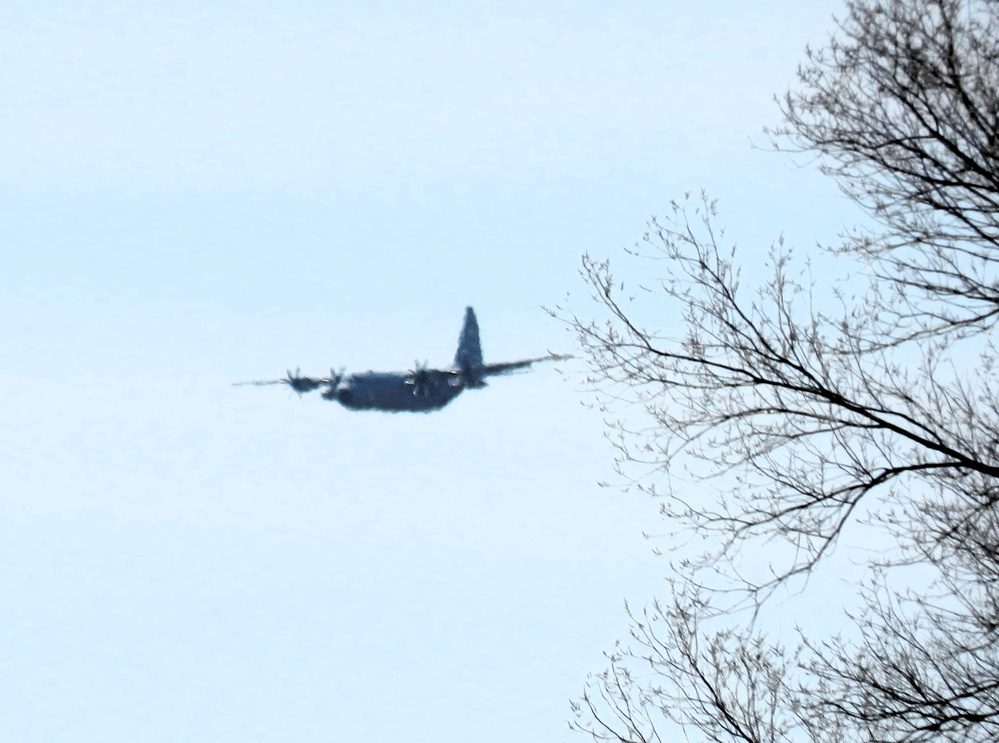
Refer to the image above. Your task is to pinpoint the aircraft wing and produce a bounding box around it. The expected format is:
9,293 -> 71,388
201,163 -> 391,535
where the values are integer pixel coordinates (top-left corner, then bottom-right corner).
233,369 -> 336,395
480,353 -> 571,377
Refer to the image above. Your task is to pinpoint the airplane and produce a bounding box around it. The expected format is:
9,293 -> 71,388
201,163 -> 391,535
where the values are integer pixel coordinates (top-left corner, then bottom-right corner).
234,307 -> 570,413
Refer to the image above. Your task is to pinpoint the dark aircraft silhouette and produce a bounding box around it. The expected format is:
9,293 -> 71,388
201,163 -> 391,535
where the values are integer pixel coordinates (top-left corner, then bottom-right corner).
235,307 -> 569,413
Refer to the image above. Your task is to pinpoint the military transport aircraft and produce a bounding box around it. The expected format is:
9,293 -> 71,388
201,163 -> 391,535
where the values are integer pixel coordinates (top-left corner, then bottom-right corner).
235,307 -> 569,413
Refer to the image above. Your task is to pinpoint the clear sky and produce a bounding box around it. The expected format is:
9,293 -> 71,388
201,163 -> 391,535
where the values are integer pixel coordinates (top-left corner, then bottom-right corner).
1,2 -> 851,741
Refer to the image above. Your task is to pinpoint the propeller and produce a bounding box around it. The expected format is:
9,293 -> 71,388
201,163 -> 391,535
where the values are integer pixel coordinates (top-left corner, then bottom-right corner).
283,367 -> 324,395
232,367 -> 322,396
321,367 -> 345,400
405,360 -> 432,397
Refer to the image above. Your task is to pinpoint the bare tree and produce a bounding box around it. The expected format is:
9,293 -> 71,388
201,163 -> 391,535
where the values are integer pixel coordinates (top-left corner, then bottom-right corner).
570,589 -> 819,743
778,0 -> 999,343
565,1 -> 999,741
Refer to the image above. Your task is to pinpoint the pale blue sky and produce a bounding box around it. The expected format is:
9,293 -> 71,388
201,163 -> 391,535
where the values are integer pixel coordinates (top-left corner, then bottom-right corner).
2,2 -> 851,741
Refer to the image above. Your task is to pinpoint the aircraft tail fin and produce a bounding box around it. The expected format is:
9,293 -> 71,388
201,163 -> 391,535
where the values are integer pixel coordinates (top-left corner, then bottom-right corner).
454,306 -> 486,386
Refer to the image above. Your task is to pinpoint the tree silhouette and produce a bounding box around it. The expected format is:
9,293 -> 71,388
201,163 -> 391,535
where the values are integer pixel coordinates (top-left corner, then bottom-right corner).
566,1 -> 999,741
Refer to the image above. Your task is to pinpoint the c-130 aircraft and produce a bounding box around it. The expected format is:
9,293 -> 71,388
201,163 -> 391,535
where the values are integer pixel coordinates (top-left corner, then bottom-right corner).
235,307 -> 569,413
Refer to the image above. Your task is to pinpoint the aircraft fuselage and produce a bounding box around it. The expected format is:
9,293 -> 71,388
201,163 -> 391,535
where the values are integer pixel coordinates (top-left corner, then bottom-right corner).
324,370 -> 464,412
